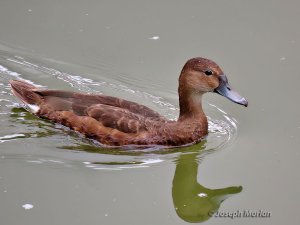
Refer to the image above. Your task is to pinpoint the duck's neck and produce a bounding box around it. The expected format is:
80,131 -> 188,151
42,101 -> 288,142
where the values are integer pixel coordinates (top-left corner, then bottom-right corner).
178,88 -> 207,125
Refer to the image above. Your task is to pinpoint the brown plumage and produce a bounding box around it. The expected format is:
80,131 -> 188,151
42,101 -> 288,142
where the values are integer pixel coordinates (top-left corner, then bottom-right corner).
9,57 -> 248,147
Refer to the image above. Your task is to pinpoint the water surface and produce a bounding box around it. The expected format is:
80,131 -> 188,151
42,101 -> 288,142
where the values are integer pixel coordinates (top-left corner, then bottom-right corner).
1,1 -> 300,225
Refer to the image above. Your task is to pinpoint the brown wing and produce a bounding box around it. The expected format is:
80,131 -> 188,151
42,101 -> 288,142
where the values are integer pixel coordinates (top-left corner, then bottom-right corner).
35,90 -> 166,120
32,90 -> 166,133
85,104 -> 151,133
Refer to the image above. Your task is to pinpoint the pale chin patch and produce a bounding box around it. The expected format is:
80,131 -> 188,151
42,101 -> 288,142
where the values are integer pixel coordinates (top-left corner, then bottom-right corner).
26,104 -> 40,113
191,92 -> 204,104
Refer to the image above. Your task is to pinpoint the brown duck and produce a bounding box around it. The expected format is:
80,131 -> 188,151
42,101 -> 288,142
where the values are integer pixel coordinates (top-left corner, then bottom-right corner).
10,57 -> 247,147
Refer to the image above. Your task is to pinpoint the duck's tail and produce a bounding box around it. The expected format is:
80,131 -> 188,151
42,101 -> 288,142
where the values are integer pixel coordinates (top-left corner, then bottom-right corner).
9,80 -> 42,113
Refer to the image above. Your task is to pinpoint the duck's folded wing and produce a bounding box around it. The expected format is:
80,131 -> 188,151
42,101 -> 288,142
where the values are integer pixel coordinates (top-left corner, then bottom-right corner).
33,90 -> 161,133
35,90 -> 166,120
85,104 -> 149,133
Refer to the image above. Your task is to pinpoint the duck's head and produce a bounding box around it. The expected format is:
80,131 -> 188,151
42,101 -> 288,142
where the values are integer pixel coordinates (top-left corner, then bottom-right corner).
179,57 -> 248,107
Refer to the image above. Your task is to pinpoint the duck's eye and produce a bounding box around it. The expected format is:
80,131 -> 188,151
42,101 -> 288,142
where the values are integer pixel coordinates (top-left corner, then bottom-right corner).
204,70 -> 213,76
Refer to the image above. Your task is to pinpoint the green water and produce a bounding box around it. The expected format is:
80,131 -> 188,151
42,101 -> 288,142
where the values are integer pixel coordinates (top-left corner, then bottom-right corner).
1,0 -> 300,224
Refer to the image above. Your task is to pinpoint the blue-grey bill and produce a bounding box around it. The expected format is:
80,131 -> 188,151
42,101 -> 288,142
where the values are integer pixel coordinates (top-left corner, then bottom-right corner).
214,74 -> 248,107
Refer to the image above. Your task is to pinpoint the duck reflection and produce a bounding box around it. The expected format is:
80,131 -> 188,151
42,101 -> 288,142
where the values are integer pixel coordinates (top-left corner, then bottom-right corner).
9,107 -> 58,138
64,142 -> 243,223
172,143 -> 242,223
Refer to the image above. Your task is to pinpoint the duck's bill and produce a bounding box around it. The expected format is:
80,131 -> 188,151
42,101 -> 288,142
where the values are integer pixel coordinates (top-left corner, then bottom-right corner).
214,74 -> 248,107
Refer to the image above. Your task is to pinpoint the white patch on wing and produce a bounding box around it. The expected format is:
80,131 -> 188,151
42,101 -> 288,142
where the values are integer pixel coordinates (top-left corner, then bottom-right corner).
26,104 -> 40,113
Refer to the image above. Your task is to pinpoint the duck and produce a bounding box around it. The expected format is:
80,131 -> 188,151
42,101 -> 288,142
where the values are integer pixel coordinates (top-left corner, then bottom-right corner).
9,57 -> 248,147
